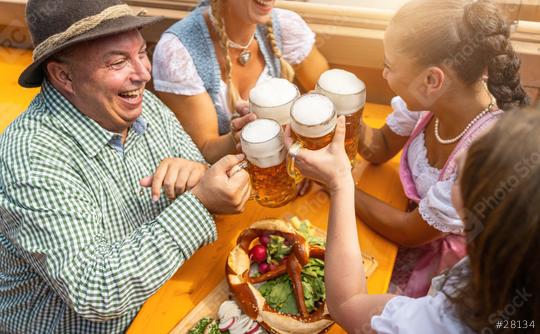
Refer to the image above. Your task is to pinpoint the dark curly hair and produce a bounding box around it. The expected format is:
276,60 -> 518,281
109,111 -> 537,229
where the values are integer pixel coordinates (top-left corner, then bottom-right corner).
390,0 -> 529,110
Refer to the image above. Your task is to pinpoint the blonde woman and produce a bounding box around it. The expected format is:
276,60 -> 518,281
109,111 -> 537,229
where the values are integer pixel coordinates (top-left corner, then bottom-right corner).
153,0 -> 328,164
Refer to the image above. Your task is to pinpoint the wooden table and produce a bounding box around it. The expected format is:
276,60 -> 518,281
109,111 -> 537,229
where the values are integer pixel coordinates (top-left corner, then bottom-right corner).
0,47 -> 404,334
127,103 -> 406,334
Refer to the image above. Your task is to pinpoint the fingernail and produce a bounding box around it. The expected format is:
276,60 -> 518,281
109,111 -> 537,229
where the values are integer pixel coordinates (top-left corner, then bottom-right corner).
152,195 -> 159,202
236,153 -> 245,159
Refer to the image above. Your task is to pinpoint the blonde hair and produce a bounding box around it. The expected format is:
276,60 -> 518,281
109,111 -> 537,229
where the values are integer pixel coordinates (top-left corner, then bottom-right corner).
390,0 -> 528,110
210,0 -> 294,114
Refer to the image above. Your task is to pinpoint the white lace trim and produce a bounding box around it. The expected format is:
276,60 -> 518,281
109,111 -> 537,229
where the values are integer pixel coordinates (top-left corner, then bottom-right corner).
407,132 -> 463,234
385,96 -> 422,137
419,199 -> 463,234
412,133 -> 440,175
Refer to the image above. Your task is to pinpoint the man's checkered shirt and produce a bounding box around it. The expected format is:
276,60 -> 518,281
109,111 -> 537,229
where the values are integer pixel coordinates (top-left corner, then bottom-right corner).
0,80 -> 216,333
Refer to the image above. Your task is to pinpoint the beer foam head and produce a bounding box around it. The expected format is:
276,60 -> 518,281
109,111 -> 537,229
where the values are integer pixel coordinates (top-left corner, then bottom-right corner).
249,78 -> 299,108
249,79 -> 299,125
291,94 -> 336,138
316,69 -> 366,115
241,119 -> 285,168
318,69 -> 365,95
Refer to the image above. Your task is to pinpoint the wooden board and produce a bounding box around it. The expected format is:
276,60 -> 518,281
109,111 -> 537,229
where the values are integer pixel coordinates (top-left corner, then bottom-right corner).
171,222 -> 378,334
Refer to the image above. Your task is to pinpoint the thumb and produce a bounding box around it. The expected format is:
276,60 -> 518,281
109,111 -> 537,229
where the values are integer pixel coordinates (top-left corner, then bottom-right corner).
332,116 -> 346,146
231,113 -> 256,132
213,154 -> 246,173
140,175 -> 153,187
235,101 -> 250,116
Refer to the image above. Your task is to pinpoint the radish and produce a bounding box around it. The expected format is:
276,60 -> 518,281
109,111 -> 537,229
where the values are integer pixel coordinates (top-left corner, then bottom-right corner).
218,318 -> 235,332
246,323 -> 261,334
258,262 -> 270,274
249,245 -> 267,263
259,235 -> 270,246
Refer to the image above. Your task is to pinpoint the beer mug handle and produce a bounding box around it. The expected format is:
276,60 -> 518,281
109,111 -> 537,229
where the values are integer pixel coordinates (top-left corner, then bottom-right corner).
229,161 -> 259,201
287,142 -> 304,184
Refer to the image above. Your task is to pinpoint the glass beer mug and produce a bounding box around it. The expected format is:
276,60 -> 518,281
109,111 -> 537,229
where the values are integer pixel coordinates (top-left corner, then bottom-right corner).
315,69 -> 366,164
240,118 -> 297,208
249,78 -> 300,127
288,93 -> 337,181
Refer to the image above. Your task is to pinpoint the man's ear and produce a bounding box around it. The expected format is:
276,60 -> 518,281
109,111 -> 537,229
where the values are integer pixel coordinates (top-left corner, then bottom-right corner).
45,60 -> 75,94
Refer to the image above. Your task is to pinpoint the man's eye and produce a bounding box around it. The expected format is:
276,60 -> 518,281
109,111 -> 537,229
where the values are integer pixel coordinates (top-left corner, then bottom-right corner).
109,59 -> 128,69
139,50 -> 148,58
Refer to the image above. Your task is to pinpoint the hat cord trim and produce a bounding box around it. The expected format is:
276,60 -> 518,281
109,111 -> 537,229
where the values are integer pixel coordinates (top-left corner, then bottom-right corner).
33,4 -> 134,61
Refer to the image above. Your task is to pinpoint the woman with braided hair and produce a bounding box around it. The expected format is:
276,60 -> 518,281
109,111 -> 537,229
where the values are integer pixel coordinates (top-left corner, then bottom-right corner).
152,0 -> 328,163
349,0 -> 529,297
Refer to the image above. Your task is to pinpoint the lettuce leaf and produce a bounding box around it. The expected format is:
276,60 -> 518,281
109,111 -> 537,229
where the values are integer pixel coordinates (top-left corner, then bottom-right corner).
258,258 -> 325,315
266,235 -> 291,264
188,318 -> 213,334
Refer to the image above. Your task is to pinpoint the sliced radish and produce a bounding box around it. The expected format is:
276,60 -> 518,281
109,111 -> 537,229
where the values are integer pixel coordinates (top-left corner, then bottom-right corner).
246,323 -> 260,334
219,317 -> 235,331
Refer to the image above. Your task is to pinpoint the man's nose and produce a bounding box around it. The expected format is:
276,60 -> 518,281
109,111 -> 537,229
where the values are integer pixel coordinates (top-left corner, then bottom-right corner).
131,58 -> 151,83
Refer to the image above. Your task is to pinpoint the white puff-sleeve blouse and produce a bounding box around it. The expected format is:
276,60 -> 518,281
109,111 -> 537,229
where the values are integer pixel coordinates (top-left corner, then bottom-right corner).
385,96 -> 463,234
152,8 -> 315,115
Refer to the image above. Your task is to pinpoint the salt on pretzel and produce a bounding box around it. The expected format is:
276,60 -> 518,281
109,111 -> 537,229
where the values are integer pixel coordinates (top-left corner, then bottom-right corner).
225,219 -> 333,334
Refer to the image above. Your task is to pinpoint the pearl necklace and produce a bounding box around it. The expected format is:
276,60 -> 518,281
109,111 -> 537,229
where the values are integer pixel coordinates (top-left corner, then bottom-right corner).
434,102 -> 495,145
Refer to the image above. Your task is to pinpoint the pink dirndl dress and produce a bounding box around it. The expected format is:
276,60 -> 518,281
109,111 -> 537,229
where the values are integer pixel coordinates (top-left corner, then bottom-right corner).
387,97 -> 503,297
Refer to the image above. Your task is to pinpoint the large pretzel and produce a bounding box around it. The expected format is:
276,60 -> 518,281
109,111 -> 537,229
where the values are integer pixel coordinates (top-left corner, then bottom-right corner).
225,219 -> 334,334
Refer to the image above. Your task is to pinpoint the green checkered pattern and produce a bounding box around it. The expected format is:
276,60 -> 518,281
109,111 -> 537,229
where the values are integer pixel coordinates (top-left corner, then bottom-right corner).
0,80 -> 216,333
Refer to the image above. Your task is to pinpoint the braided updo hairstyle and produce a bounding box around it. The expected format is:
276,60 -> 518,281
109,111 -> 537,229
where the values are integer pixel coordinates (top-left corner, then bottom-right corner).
390,0 -> 528,110
209,0 -> 294,114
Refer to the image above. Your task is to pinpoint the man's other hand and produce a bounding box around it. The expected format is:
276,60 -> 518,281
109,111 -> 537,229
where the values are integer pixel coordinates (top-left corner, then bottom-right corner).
191,154 -> 251,214
140,158 -> 208,201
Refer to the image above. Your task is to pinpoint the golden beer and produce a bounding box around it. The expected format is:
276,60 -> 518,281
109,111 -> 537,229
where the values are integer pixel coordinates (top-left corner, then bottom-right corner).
293,130 -> 335,151
316,69 -> 366,163
289,93 -> 337,181
343,108 -> 364,160
249,78 -> 300,126
241,119 -> 296,208
246,161 -> 296,208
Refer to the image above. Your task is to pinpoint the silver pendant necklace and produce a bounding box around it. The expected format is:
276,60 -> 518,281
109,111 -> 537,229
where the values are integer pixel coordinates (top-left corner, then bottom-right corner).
209,8 -> 255,66
228,34 -> 255,66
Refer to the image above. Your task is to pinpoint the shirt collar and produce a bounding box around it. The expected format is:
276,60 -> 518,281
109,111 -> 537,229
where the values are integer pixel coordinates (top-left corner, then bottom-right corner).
107,117 -> 148,154
42,80 -> 148,158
